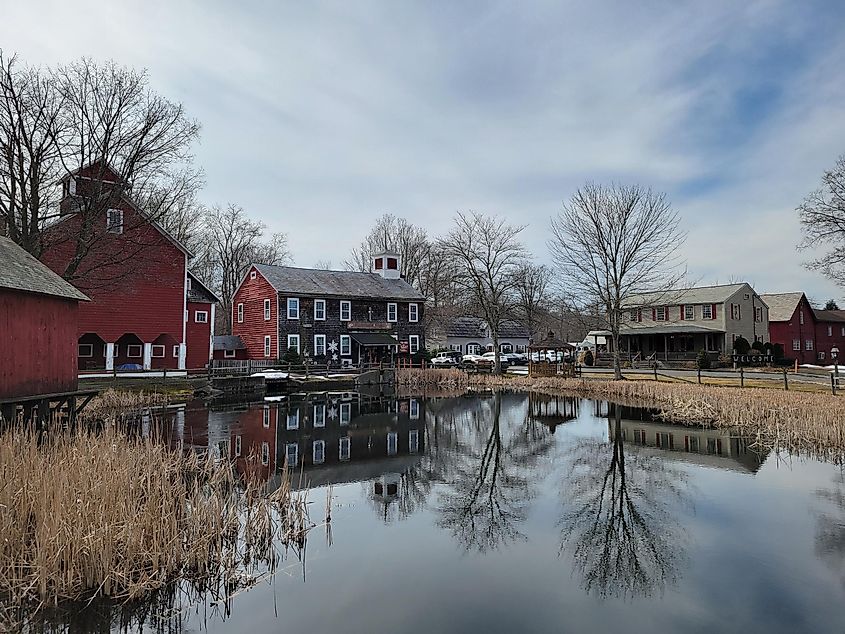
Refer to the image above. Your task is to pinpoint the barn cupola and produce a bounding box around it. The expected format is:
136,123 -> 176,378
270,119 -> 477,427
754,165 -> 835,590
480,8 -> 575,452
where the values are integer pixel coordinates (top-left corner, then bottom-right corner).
372,251 -> 401,280
59,160 -> 129,216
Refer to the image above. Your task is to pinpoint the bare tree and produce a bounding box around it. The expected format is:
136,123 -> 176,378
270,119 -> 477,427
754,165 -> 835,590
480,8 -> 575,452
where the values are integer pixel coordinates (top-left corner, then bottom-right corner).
345,213 -> 430,288
513,263 -> 552,340
0,52 -> 66,255
197,204 -> 290,333
441,211 -> 527,373
799,154 -> 845,285
43,58 -> 201,284
549,183 -> 685,379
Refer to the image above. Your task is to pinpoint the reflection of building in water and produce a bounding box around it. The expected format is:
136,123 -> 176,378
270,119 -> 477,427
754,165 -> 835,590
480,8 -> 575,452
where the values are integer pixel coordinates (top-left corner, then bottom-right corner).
608,404 -> 769,473
527,393 -> 578,432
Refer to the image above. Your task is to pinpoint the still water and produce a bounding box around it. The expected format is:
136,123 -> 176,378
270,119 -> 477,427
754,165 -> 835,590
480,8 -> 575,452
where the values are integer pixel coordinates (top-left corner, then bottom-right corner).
43,392 -> 845,632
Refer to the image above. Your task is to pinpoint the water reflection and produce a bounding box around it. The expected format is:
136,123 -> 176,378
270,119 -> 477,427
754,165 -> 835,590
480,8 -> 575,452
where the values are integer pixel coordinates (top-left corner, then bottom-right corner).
815,468 -> 845,587
558,405 -> 692,600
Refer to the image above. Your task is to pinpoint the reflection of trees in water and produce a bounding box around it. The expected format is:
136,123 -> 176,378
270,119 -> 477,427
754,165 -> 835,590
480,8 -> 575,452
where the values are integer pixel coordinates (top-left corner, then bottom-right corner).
436,393 -> 554,553
366,466 -> 434,524
815,468 -> 845,586
559,410 -> 690,600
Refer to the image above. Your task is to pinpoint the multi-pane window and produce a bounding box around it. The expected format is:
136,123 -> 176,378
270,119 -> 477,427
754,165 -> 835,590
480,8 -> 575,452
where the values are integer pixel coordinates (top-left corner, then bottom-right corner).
387,432 -> 398,456
340,300 -> 351,321
730,304 -> 741,320
237,303 -> 244,323
195,311 -> 208,323
409,303 -> 419,322
409,335 -> 420,354
106,209 -> 123,234
339,437 -> 350,461
285,443 -> 298,467
287,334 -> 300,353
264,299 -> 271,321
655,306 -> 666,321
702,305 -> 713,320
340,335 -> 351,356
409,430 -> 419,454
793,339 -> 801,351
629,309 -> 638,321
287,409 -> 300,430
264,335 -> 271,358
340,403 -> 351,425
410,399 -> 420,420
314,299 -> 326,321
387,303 -> 397,322
806,339 -> 814,351
684,305 -> 694,320
263,406 -> 271,428
755,306 -> 762,323
314,334 -> 326,356
313,440 -> 325,465
287,298 -> 299,320
313,404 -> 326,427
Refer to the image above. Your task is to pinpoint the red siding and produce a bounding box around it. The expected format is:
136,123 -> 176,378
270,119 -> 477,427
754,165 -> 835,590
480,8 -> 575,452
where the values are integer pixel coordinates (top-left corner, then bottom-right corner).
768,298 -> 816,364
231,406 -> 277,482
186,301 -> 213,369
231,268 -> 278,359
40,203 -> 187,365
213,349 -> 249,360
0,289 -> 79,399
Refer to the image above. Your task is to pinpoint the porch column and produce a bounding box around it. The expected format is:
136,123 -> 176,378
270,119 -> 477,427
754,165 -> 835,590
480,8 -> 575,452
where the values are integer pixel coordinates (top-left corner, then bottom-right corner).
143,343 -> 152,370
178,343 -> 187,370
105,343 -> 115,371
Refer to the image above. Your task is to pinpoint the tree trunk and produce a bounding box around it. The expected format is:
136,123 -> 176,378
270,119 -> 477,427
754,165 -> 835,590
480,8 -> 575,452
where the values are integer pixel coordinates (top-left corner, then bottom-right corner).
612,328 -> 623,380
493,332 -> 501,374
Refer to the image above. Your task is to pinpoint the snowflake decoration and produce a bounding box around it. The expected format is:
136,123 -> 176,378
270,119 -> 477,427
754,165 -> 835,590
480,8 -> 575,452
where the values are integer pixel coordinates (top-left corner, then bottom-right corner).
328,406 -> 339,420
332,353 -> 339,361
328,340 -> 339,353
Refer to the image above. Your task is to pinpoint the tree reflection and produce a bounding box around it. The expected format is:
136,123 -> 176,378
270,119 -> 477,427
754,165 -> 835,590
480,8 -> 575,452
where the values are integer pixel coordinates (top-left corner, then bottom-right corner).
559,408 -> 690,599
436,393 -> 553,553
814,467 -> 845,586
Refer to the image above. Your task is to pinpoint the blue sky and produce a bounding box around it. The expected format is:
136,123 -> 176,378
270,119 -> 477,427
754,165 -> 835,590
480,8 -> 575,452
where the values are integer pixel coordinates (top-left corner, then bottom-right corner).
3,0 -> 845,302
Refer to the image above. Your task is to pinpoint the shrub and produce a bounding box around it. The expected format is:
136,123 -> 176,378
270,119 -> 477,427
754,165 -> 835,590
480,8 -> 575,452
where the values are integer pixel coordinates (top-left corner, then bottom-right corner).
751,340 -> 765,353
772,343 -> 784,360
696,350 -> 711,369
282,347 -> 302,364
733,336 -> 751,355
583,350 -> 594,366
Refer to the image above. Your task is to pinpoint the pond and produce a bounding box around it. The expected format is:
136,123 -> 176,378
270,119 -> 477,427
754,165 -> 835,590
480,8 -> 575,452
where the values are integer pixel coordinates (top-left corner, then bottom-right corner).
21,391 -> 845,632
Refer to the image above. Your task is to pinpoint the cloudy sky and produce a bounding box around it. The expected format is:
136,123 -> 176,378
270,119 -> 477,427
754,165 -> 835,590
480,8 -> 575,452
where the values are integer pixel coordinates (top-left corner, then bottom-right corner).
3,0 -> 845,301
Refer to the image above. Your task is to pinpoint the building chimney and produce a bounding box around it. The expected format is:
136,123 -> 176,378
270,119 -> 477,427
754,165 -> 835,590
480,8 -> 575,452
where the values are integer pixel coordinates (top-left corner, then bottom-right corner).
372,250 -> 401,280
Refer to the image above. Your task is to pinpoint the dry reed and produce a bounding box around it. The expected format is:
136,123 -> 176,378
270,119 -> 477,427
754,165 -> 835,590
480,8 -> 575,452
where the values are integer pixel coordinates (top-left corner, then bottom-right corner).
0,424 -> 325,611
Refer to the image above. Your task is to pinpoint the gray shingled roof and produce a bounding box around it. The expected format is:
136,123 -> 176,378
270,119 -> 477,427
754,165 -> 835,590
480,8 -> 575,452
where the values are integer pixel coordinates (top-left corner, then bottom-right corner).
214,335 -> 246,351
760,292 -> 804,322
446,316 -> 530,339
625,283 -> 750,308
814,309 -> 845,323
0,236 -> 89,302
254,264 -> 425,301
187,271 -> 220,303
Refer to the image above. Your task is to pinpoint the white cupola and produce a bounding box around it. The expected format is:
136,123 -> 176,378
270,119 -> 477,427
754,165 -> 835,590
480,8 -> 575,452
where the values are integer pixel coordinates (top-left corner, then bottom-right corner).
372,251 -> 401,280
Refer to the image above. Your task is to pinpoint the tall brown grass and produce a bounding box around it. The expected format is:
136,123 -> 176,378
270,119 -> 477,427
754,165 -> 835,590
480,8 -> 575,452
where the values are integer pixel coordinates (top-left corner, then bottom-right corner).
0,424 -> 323,610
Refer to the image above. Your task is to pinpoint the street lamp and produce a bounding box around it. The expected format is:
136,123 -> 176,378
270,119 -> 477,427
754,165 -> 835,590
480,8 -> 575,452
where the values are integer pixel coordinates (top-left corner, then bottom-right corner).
832,346 -> 839,382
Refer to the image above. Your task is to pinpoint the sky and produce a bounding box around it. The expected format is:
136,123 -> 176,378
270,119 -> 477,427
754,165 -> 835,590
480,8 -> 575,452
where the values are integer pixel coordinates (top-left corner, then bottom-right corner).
3,0 -> 845,302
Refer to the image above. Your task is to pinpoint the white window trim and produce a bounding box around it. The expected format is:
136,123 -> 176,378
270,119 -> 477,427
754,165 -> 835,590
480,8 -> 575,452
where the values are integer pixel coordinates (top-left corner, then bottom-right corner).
224,349 -> 236,358
409,429 -> 419,453
314,334 -> 326,357
793,339 -> 801,351
195,310 -> 208,323
702,305 -> 713,320
285,443 -> 298,467
387,432 -> 398,456
387,302 -> 398,323
250,270 -> 257,280
313,404 -> 326,427
314,299 -> 326,321
78,343 -> 94,357
263,406 -> 271,428
264,335 -> 272,358
287,334 -> 300,353
287,297 -> 300,320
151,345 -> 165,358
173,345 -> 180,358
409,334 -> 420,354
409,303 -> 419,323
127,344 -> 142,358
339,436 -> 351,461
235,435 -> 242,457
410,399 -> 420,420
261,442 -> 270,466
684,305 -> 694,320
264,299 -> 271,321
237,303 -> 244,323
106,208 -> 124,234
313,440 -> 326,465
655,306 -> 666,321
287,409 -> 300,430
340,334 -> 351,356
340,402 -> 351,425
340,300 -> 351,322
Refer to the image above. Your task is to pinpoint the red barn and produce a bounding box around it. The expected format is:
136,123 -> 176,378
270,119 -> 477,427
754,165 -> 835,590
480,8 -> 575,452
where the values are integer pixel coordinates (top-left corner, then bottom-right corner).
186,272 -> 220,370
213,335 -> 249,360
761,293 -> 816,364
40,162 -> 213,372
0,236 -> 89,401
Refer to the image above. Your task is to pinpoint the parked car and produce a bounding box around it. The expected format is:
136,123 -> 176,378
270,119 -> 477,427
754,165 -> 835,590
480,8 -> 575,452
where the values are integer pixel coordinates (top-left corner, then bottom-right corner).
462,354 -> 494,368
506,352 -> 528,365
481,351 -> 510,370
431,351 -> 463,367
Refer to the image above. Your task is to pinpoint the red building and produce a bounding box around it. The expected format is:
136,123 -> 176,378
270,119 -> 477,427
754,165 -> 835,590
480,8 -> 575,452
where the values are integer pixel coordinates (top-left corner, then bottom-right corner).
40,162 -> 216,371
0,235 -> 89,401
213,335 -> 249,360
763,292 -> 845,364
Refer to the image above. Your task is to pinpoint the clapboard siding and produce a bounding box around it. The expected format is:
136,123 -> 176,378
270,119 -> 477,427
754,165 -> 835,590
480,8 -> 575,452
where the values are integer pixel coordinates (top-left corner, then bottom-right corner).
186,300 -> 213,369
232,268 -> 278,359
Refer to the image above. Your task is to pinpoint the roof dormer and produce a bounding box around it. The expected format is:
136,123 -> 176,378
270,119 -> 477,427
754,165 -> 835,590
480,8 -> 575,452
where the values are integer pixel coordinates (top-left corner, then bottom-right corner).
372,251 -> 400,280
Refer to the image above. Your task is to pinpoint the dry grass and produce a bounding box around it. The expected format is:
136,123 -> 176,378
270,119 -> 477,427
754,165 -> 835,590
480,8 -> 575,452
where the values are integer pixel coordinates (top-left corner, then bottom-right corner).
0,424 -> 324,612
396,368 -> 468,390
465,374 -> 845,458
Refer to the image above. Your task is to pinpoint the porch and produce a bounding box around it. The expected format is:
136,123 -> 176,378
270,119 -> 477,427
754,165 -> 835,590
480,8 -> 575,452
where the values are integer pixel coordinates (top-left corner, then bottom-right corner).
610,324 -> 726,362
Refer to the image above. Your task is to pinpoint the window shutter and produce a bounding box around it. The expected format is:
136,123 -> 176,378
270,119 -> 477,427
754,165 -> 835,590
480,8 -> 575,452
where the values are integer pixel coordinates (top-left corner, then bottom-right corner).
711,304 -> 717,320
680,305 -> 684,320
664,306 -> 668,321
652,308 -> 656,321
